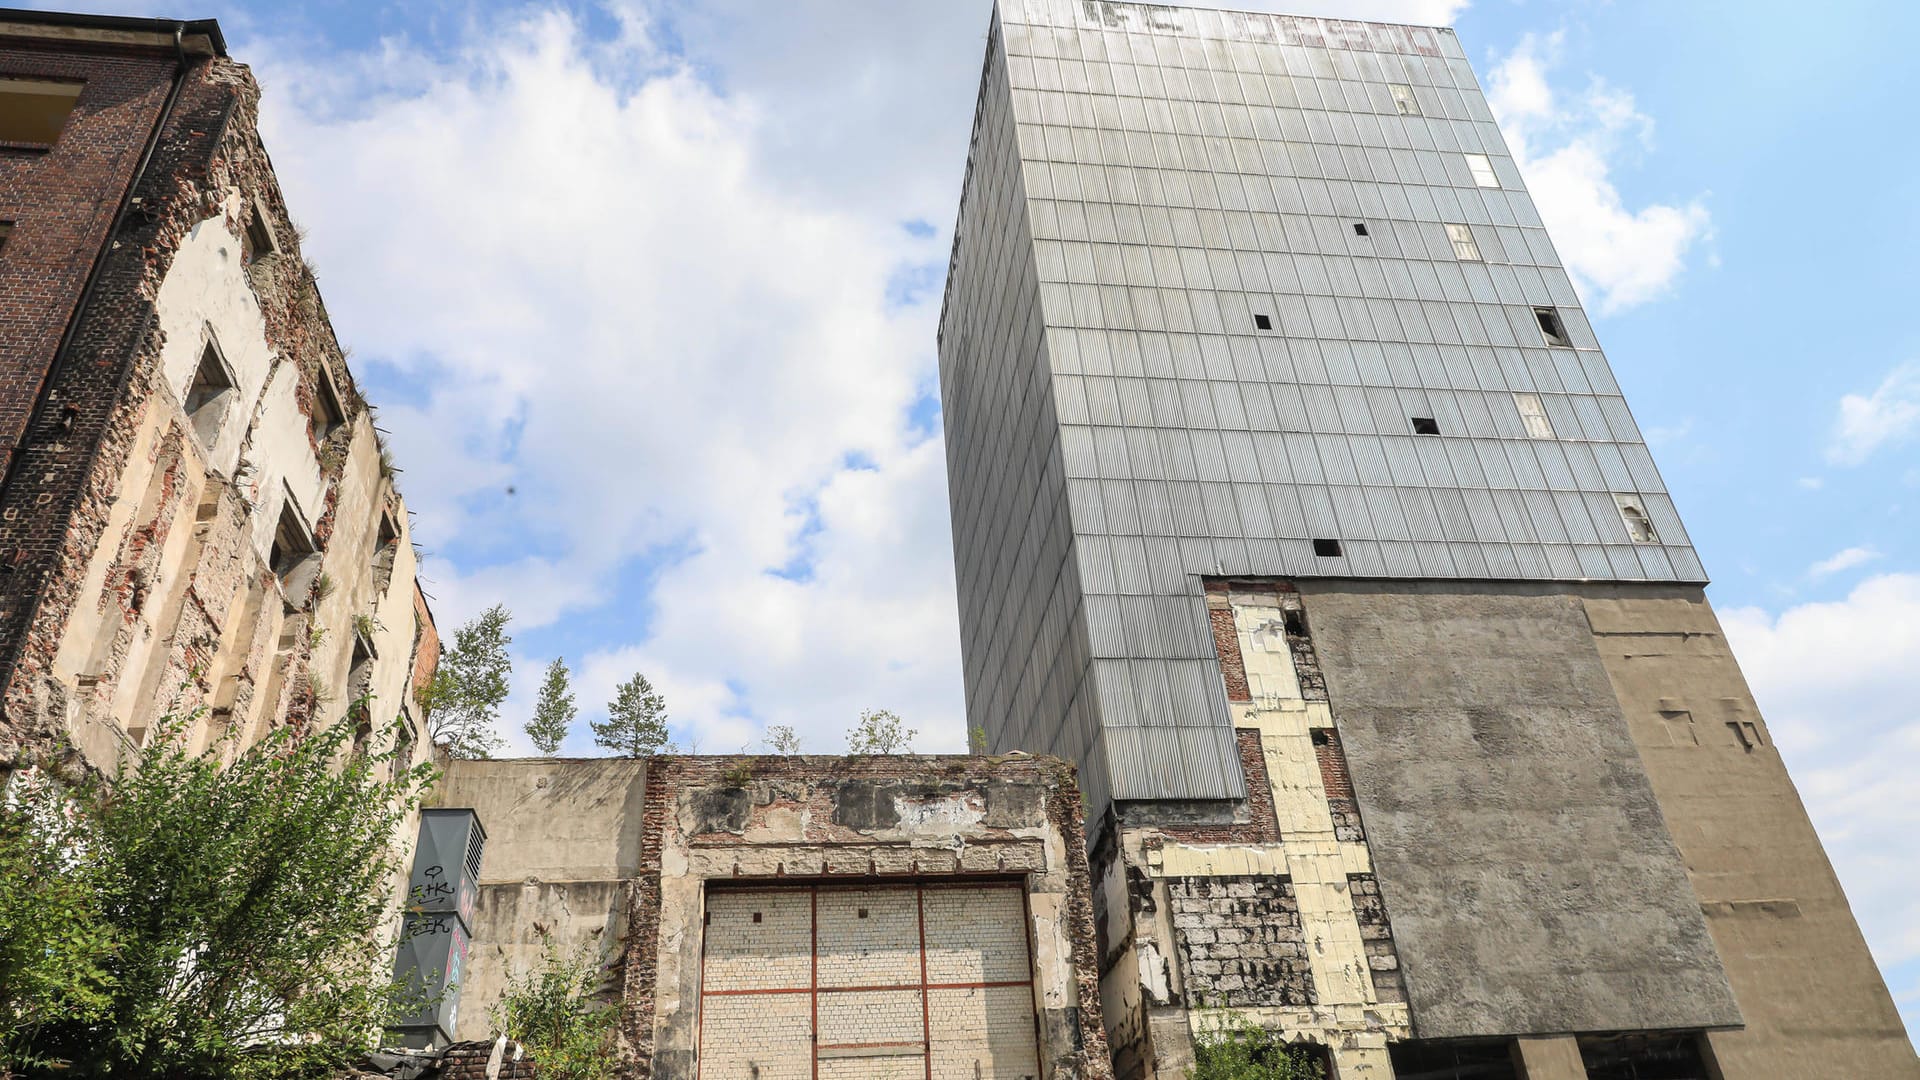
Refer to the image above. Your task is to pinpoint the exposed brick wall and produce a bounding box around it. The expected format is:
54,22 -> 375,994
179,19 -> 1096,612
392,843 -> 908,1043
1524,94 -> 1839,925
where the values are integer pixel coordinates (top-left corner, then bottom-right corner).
1167,875 -> 1314,1008
1348,873 -> 1406,1005
0,41 -> 179,473
432,1042 -> 539,1079
0,51 -> 240,758
1151,728 -> 1281,846
1207,595 -> 1249,702
1312,727 -> 1365,843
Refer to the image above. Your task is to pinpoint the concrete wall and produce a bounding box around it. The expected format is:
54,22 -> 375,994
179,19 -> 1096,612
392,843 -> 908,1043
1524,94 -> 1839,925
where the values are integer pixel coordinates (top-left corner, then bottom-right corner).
426,757 -> 647,1041
1299,581 -> 1738,1039
1582,589 -> 1918,1078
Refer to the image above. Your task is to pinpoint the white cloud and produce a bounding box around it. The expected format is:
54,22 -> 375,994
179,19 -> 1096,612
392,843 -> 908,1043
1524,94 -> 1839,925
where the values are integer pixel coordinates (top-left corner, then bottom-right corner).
1486,33 -> 1710,314
251,7 -> 965,756
1808,546 -> 1881,578
1721,574 -> 1920,1030
1828,362 -> 1920,466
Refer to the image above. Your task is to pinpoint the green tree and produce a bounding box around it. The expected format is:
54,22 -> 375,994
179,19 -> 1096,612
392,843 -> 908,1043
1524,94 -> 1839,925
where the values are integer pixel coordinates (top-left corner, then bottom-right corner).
593,672 -> 672,756
763,724 -> 802,755
489,937 -> 617,1080
0,776 -> 116,1069
421,604 -> 512,758
1188,1014 -> 1327,1080
1,709 -> 437,1078
527,657 -> 577,755
846,708 -> 915,754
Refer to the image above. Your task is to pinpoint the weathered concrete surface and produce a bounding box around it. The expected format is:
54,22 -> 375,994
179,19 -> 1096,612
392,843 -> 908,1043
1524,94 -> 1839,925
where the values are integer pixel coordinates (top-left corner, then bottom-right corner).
1298,581 -> 1739,1039
426,757 -> 645,1039
1584,589 -> 1918,1079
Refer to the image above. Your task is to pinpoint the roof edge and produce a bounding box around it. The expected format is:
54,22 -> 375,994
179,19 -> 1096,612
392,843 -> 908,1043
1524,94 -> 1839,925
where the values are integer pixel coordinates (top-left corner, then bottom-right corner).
0,8 -> 225,58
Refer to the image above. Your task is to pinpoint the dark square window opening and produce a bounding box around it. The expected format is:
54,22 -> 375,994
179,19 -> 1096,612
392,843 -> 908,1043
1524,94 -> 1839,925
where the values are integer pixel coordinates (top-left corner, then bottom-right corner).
0,78 -> 83,146
1352,222 -> 1369,237
1410,416 -> 1440,435
1534,306 -> 1571,347
1253,313 -> 1272,331
311,366 -> 345,441
1312,538 -> 1343,558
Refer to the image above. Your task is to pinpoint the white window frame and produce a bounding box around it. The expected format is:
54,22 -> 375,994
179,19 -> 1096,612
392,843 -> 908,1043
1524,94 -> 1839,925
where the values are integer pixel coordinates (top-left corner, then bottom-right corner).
1613,494 -> 1660,544
1389,83 -> 1420,116
1513,392 -> 1555,439
1465,152 -> 1499,188
1445,223 -> 1482,262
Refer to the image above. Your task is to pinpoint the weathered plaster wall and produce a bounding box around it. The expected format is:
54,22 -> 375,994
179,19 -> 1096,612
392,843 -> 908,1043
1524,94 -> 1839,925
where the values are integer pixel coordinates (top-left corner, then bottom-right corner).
1581,589 -> 1918,1079
625,754 -> 1113,1080
1298,581 -> 1739,1039
425,758 -> 647,1042
0,49 -> 434,778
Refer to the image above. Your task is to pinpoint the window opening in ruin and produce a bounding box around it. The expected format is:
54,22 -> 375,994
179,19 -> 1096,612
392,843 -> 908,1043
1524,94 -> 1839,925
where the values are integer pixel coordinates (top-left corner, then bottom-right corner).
1579,1032 -> 1714,1080
1389,83 -> 1420,115
242,198 -> 279,263
1411,416 -> 1440,435
1465,152 -> 1500,188
1283,609 -> 1306,636
185,338 -> 236,449
1312,538 -> 1343,557
1534,306 -> 1571,347
0,222 -> 11,258
1613,495 -> 1660,544
311,366 -> 345,442
1445,223 -> 1482,262
1254,313 -> 1273,330
1353,222 -> 1369,237
0,78 -> 83,146
1513,392 -> 1555,439
1388,1039 -> 1518,1080
372,511 -> 400,595
269,493 -> 319,604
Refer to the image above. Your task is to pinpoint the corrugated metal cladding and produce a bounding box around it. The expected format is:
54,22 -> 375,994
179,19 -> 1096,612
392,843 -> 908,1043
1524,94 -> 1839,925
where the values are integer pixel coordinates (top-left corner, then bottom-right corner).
938,0 -> 1702,807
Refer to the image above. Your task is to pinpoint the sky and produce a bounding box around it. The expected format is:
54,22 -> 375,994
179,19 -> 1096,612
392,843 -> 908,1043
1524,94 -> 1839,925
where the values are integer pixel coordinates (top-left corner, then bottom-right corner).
32,0 -> 1920,1037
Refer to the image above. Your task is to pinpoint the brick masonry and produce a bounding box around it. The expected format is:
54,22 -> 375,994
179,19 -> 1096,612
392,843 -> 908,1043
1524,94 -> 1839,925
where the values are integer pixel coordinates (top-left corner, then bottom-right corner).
1166,875 -> 1314,1009
1347,874 -> 1406,1006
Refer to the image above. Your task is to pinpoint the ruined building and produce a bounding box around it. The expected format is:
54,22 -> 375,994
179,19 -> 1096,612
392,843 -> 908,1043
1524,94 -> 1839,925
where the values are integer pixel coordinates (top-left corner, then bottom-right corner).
938,2 -> 1917,1078
0,10 -> 436,775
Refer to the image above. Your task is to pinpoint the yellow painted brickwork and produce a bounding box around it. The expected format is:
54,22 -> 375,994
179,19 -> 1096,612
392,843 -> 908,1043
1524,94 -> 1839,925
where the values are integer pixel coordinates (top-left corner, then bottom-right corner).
698,884 -> 1042,1079
1143,592 -> 1409,1078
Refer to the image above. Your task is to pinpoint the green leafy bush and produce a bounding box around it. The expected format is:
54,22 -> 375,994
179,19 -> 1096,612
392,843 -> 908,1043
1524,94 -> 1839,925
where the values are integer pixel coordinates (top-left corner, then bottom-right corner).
0,708 -> 436,1078
1190,1014 -> 1328,1080
490,938 -> 618,1080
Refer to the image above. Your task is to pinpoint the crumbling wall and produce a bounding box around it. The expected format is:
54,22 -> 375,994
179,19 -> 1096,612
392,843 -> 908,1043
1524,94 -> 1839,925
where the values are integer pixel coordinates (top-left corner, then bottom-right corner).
0,50 -> 432,776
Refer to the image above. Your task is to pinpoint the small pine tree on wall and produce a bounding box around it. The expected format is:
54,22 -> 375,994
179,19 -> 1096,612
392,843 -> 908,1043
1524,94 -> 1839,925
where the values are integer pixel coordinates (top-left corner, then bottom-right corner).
593,672 -> 673,756
527,657 -> 577,754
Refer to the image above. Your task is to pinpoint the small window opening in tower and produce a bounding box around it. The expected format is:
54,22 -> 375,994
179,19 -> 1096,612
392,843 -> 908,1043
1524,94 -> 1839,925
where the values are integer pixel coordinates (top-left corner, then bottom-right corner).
1445,223 -> 1482,262
1254,313 -> 1272,331
1613,494 -> 1660,544
1283,609 -> 1306,636
0,222 -> 12,258
185,338 -> 236,448
1534,306 -> 1572,347
1312,538 -> 1343,557
1411,417 -> 1440,435
1513,392 -> 1556,439
1389,83 -> 1419,115
311,366 -> 345,442
1352,222 -> 1369,237
0,78 -> 83,145
1465,153 -> 1500,188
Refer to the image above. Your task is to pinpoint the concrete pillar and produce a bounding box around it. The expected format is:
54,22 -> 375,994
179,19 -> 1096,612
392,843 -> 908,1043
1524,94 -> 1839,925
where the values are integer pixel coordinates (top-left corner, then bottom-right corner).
1511,1036 -> 1589,1080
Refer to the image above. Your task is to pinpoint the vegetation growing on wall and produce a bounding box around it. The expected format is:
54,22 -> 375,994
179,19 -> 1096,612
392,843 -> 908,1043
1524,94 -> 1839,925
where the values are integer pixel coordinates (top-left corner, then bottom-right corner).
846,708 -> 916,754
489,938 -> 618,1080
1189,1015 -> 1328,1080
0,709 -> 437,1078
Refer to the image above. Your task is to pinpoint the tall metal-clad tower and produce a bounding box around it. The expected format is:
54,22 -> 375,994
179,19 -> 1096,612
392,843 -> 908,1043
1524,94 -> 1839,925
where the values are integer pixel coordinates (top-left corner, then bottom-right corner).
938,3 -> 1916,1078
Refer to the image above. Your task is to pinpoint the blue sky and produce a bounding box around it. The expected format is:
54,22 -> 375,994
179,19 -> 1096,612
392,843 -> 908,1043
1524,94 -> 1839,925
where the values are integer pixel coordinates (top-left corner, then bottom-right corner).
32,0 -> 1919,1035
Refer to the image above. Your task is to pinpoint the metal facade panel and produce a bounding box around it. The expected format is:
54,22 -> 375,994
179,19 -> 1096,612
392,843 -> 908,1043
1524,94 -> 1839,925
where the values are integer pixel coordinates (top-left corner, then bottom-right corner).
942,0 -> 1708,809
